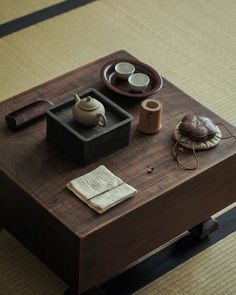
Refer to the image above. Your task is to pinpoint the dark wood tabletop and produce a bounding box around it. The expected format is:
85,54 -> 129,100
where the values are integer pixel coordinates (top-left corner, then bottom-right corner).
1,50 -> 236,294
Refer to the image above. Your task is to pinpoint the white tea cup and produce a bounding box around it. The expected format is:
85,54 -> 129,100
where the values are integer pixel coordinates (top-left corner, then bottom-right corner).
115,62 -> 135,79
128,73 -> 150,92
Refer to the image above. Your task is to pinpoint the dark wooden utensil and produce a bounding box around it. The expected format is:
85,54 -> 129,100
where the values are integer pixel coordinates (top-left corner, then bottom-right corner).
5,100 -> 53,131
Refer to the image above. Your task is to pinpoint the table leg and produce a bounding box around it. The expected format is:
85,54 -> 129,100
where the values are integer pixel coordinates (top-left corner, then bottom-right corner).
64,287 -> 105,295
189,217 -> 219,239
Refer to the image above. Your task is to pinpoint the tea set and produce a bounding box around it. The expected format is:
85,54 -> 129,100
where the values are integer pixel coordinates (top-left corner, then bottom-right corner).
5,55 -> 233,171
114,62 -> 150,92
71,59 -> 234,171
72,61 -> 151,128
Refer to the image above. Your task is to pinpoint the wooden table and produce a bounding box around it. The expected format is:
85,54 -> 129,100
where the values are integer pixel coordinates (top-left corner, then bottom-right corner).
0,50 -> 236,295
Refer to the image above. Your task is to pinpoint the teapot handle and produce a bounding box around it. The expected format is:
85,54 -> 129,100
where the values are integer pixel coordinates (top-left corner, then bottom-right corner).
97,113 -> 107,127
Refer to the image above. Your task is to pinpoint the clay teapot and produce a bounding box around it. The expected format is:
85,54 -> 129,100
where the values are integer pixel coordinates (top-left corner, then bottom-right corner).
72,93 -> 107,127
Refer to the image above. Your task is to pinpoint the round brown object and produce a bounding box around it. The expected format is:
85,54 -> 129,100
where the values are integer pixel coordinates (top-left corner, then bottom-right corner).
138,99 -> 163,134
179,113 -> 218,141
173,122 -> 221,150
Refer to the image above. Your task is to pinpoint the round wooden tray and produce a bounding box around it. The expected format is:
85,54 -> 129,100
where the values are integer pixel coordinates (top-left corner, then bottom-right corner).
100,59 -> 163,99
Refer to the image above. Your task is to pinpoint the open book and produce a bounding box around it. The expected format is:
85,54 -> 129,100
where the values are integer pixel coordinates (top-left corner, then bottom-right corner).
67,165 -> 137,214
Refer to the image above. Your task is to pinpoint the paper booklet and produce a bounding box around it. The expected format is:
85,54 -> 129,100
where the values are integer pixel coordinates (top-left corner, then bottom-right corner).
67,165 -> 137,214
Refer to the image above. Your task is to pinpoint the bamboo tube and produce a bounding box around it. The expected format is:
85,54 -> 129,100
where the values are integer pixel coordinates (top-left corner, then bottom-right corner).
138,99 -> 163,134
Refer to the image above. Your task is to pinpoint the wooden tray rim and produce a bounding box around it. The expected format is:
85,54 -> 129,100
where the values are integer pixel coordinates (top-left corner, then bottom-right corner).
100,58 -> 163,99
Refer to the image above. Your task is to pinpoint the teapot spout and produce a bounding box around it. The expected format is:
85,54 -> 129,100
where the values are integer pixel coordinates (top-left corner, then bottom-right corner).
73,93 -> 81,103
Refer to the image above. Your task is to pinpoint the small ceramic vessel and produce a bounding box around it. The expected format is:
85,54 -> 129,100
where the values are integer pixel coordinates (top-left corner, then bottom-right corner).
128,73 -> 150,92
115,62 -> 135,79
72,93 -> 107,127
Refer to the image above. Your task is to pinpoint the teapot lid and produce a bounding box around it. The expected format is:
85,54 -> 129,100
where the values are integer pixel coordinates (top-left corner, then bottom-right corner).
79,96 -> 99,111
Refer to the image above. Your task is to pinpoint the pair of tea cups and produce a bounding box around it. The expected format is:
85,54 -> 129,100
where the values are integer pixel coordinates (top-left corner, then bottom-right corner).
115,62 -> 150,92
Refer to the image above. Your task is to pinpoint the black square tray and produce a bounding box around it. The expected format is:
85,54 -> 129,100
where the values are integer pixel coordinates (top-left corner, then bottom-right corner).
46,88 -> 133,165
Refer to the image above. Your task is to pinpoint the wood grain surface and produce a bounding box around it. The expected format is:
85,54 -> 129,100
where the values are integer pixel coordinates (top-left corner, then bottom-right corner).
0,50 -> 236,293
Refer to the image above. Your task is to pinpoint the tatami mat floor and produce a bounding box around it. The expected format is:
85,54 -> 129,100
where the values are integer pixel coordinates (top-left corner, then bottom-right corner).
0,0 -> 236,294
134,231 -> 236,295
0,229 -> 66,295
0,0 -> 61,24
